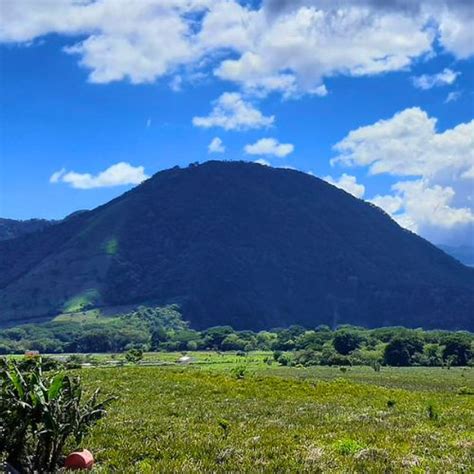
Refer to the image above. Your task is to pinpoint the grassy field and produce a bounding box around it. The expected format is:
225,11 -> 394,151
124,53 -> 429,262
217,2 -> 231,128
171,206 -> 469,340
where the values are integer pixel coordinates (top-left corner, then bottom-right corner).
69,353 -> 474,473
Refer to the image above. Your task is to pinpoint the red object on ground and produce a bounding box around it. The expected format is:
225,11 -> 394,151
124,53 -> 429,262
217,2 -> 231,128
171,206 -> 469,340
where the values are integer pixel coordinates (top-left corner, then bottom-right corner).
64,449 -> 95,470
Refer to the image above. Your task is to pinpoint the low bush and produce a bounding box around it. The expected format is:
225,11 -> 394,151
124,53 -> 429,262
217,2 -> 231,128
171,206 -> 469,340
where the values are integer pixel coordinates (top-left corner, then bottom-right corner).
333,438 -> 365,456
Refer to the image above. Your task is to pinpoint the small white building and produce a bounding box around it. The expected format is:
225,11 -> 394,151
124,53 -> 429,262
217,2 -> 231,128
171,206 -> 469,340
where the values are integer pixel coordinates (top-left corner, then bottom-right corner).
177,355 -> 193,364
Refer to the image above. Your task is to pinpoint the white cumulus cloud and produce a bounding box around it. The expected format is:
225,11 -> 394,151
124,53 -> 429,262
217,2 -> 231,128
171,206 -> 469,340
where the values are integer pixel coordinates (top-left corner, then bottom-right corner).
1,1 -> 473,97
50,162 -> 149,189
436,1 -> 474,59
244,138 -> 294,158
208,137 -> 225,153
332,107 -> 474,179
332,107 -> 474,244
192,92 -> 274,131
372,180 -> 474,234
370,194 -> 403,215
324,174 -> 365,198
212,4 -> 433,97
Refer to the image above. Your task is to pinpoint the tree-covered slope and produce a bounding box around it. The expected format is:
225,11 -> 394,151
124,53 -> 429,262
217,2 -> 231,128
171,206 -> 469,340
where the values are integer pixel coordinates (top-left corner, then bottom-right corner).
438,244 -> 474,267
0,218 -> 54,241
0,161 -> 473,329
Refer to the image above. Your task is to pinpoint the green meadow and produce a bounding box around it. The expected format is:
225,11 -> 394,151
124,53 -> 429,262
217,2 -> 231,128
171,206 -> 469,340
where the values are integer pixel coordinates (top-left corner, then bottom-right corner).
71,353 -> 474,473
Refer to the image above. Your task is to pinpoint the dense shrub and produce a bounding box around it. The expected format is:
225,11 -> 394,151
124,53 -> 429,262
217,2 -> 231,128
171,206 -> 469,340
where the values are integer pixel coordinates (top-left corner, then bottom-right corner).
273,351 -> 294,366
125,348 -> 144,364
293,349 -> 320,366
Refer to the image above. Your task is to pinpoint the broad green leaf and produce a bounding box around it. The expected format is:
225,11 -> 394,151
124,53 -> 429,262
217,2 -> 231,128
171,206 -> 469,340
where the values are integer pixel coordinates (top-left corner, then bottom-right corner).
48,374 -> 65,401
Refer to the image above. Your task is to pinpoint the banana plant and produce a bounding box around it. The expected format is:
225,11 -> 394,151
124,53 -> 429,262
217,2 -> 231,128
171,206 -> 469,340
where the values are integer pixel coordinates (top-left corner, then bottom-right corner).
0,357 -> 115,473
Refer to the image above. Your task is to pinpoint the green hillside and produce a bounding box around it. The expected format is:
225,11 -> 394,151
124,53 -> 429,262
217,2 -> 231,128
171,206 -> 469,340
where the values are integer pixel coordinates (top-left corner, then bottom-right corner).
0,161 -> 473,330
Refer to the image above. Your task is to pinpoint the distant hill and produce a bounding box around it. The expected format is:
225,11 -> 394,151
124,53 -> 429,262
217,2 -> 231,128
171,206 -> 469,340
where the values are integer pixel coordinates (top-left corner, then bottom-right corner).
438,245 -> 474,267
0,161 -> 473,330
0,218 -> 54,241
0,212 -> 89,242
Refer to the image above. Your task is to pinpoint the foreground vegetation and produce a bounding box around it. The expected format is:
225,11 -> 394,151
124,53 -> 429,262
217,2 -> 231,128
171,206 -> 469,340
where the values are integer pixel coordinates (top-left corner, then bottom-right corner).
2,353 -> 472,472
0,358 -> 112,472
1,306 -> 472,368
76,362 -> 472,472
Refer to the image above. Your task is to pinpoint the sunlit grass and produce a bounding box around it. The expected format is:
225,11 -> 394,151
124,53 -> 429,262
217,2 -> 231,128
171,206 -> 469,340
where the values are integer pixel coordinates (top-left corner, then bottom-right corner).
62,289 -> 100,313
76,362 -> 473,472
104,237 -> 119,256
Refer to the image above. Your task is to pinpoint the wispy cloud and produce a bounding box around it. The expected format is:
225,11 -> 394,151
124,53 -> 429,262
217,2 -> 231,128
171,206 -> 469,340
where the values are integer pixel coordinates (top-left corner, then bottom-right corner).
412,68 -> 460,90
445,90 -> 462,103
49,168 -> 66,183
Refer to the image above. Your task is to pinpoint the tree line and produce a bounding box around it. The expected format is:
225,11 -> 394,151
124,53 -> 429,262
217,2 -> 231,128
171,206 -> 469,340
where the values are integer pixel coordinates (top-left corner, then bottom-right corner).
0,305 -> 472,367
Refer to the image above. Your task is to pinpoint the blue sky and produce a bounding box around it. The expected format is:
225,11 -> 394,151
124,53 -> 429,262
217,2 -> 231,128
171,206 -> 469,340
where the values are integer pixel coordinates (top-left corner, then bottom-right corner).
0,0 -> 473,246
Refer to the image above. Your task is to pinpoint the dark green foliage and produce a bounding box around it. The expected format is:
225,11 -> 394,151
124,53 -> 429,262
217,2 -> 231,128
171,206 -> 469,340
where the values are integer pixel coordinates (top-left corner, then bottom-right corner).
294,328 -> 332,351
1,161 -> 473,330
383,335 -> 424,366
125,348 -> 143,364
384,339 -> 411,366
422,344 -> 443,367
274,351 -> 295,366
217,418 -> 230,438
333,330 -> 363,355
442,334 -> 472,366
293,349 -> 320,366
0,357 -> 114,473
221,334 -> 247,351
320,347 -> 352,366
0,305 -> 184,355
230,365 -> 248,379
1,314 -> 473,369
426,403 -> 440,421
203,326 -> 235,349
74,330 -> 114,353
273,326 -> 306,351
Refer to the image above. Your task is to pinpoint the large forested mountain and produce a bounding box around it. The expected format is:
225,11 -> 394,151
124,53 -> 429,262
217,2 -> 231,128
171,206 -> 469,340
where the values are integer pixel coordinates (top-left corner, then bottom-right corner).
438,245 -> 474,267
0,161 -> 473,329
